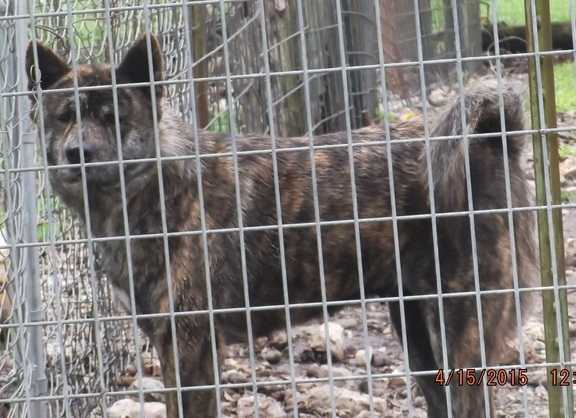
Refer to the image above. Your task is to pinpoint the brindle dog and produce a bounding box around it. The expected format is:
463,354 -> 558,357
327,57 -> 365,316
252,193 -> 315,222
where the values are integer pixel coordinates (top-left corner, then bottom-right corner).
26,36 -> 535,418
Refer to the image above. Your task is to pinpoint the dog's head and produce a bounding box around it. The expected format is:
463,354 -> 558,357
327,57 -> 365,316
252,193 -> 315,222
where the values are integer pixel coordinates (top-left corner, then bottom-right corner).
25,36 -> 163,198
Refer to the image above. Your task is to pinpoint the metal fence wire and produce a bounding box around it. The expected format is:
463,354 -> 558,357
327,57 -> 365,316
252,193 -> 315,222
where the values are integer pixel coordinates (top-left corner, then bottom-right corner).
0,0 -> 575,417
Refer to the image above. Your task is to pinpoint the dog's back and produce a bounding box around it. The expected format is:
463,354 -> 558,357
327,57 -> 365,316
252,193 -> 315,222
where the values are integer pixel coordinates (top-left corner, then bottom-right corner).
167,83 -> 536,418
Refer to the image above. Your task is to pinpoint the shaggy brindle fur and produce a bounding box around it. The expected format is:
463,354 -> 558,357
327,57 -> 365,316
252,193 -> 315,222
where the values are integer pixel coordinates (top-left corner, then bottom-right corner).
26,36 -> 535,418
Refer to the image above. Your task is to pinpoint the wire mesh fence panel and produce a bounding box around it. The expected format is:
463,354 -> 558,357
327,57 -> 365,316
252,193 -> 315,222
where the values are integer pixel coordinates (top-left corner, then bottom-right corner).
1,2 -> 199,417
0,0 -> 575,418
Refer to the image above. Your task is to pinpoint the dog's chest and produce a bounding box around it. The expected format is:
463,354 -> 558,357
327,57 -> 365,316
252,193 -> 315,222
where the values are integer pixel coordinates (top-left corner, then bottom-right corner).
96,241 -> 130,311
97,235 -> 167,315
111,282 -> 132,314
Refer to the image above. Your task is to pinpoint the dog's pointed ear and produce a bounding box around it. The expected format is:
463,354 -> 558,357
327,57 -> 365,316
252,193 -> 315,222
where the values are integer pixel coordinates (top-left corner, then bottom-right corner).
25,42 -> 70,91
117,35 -> 163,99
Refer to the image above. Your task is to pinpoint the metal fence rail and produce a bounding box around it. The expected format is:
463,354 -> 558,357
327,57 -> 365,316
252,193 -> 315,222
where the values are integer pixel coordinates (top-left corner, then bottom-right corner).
0,0 -> 575,417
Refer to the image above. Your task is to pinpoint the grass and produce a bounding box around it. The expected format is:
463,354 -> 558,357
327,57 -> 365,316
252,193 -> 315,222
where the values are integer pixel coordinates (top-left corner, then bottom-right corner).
484,0 -> 571,26
554,61 -> 576,113
562,190 -> 576,203
483,0 -> 575,115
560,143 -> 576,159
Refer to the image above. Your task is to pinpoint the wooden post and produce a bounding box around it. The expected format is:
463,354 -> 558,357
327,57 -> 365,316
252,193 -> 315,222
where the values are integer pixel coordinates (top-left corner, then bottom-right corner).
300,0 -> 347,133
265,1 -> 307,137
188,3 -> 209,128
524,0 -> 573,416
458,0 -> 481,71
223,1 -> 377,135
393,0 -> 418,60
341,0 -> 378,129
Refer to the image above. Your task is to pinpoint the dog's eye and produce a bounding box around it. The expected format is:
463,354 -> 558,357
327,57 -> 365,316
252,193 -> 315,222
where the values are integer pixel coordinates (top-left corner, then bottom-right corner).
57,110 -> 75,123
102,109 -> 124,123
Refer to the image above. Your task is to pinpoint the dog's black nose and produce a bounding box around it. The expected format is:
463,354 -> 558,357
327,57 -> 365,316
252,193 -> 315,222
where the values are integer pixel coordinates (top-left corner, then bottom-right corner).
65,143 -> 95,165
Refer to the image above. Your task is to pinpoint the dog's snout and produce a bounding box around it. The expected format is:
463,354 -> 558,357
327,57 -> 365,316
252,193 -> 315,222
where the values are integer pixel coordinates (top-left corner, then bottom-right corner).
65,143 -> 96,165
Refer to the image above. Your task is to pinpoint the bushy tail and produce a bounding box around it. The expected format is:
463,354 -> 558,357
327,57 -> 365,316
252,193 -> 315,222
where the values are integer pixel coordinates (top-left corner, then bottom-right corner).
429,80 -> 526,213
429,80 -> 537,296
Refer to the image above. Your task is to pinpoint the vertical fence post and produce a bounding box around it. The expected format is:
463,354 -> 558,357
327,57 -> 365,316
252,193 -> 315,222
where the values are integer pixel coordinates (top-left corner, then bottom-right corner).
188,2 -> 209,128
7,1 -> 48,416
524,0 -> 573,417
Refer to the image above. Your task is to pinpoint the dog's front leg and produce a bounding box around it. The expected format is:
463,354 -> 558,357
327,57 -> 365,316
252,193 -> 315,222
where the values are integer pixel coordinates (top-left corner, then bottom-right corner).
155,319 -> 220,418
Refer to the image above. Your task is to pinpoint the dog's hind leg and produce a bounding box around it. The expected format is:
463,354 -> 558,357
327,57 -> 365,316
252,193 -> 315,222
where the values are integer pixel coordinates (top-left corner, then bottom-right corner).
389,300 -> 448,418
444,294 -> 503,418
391,296 -> 501,418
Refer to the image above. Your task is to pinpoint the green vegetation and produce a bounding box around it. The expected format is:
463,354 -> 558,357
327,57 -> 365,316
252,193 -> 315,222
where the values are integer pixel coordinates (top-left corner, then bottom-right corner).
74,16 -> 106,52
554,61 -> 576,113
481,0 -> 575,115
561,189 -> 576,203
207,111 -> 231,134
429,0 -> 571,32
560,143 -> 576,159
374,110 -> 399,125
485,0 -> 571,26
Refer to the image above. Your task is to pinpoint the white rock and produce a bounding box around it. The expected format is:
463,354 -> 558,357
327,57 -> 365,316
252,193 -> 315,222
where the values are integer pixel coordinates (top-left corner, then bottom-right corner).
140,352 -> 162,377
237,394 -> 286,418
428,88 -> 449,106
261,346 -> 283,364
221,369 -> 248,384
269,330 -> 288,350
140,403 -> 166,418
307,364 -> 353,387
371,348 -> 389,367
107,398 -> 166,418
299,322 -> 346,362
354,349 -> 372,367
129,377 -> 165,402
304,385 -> 386,416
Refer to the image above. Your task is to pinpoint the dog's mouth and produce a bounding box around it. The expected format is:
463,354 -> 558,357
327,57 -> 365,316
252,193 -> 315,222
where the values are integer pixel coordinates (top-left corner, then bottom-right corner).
57,167 -> 83,184
54,162 -> 153,190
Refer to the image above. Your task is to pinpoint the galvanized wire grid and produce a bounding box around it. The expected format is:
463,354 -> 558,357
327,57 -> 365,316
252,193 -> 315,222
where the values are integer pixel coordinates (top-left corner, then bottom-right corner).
0,0 -> 575,417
